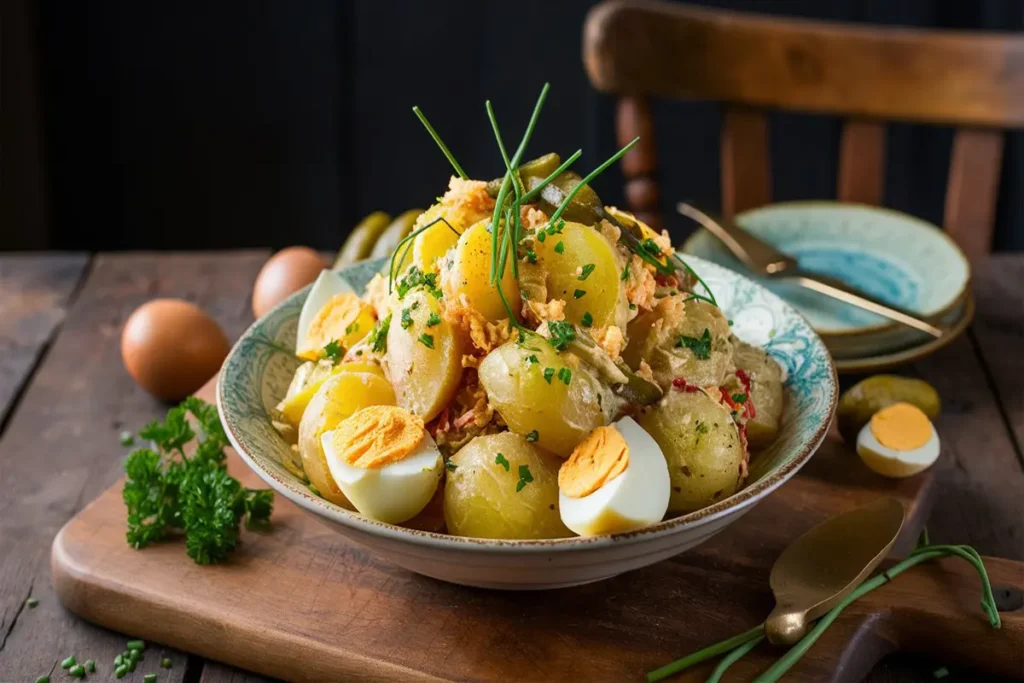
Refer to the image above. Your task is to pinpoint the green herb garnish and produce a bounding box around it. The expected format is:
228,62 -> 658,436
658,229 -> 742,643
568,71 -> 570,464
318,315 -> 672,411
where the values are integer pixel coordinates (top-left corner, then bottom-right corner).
554,241 -> 564,254
26,597 -> 38,608
345,321 -> 359,335
580,312 -> 593,327
122,398 -> 273,565
445,460 -> 457,472
418,333 -> 435,349
526,354 -> 539,365
322,339 -> 343,363
525,249 -> 538,264
557,367 -> 572,385
573,289 -> 586,299
676,328 -> 712,360
525,430 -> 539,442
412,106 -> 467,179
427,312 -> 441,327
620,263 -> 630,281
396,266 -> 440,299
732,393 -> 747,404
546,321 -> 576,351
495,453 -> 510,471
694,420 -> 709,435
542,367 -> 555,384
120,431 -> 134,447
368,314 -> 391,353
516,465 -> 534,492
401,308 -> 414,329
640,238 -> 662,257
578,263 -> 596,280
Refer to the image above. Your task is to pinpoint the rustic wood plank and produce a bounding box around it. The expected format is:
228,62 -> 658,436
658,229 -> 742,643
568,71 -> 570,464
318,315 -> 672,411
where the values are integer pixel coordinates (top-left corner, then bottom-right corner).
971,255 -> 1024,465
584,0 -> 1024,127
943,128 -> 1004,264
201,662 -> 277,683
0,254 -> 89,430
837,119 -> 887,206
0,251 -> 268,681
720,106 -> 771,218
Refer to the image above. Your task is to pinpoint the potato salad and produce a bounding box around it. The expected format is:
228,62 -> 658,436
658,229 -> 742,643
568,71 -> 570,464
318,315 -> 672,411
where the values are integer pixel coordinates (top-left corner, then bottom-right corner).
270,86 -> 784,540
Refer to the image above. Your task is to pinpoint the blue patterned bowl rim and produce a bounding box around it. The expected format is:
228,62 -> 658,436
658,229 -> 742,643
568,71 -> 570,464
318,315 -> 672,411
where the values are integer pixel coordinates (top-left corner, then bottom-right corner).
218,255 -> 838,551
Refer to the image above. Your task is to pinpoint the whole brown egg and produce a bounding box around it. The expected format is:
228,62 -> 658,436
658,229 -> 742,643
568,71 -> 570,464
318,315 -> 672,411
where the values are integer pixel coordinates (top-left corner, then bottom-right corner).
121,299 -> 230,401
252,246 -> 326,318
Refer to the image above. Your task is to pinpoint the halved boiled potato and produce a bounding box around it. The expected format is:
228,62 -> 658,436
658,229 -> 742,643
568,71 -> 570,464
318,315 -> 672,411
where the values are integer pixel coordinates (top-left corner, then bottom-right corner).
445,220 -> 520,323
297,371 -> 395,507
478,338 -> 606,457
385,287 -> 463,421
732,338 -> 784,447
525,221 -> 627,330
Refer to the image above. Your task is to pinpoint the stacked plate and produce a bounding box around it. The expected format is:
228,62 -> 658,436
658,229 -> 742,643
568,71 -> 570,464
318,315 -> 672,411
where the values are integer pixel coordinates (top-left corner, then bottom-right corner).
684,202 -> 973,373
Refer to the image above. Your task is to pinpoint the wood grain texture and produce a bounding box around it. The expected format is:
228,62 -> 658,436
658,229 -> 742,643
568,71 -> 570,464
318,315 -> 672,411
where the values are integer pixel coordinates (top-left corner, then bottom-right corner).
721,107 -> 771,218
0,252 -> 268,681
970,255 -> 1024,471
53,429 -> 967,683
584,0 -> 1024,126
944,129 -> 1004,263
838,120 -> 887,206
0,254 -> 88,429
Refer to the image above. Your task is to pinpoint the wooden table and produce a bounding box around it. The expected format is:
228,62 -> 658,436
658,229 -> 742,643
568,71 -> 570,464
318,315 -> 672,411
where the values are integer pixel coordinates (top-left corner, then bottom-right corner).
1,251 -> 1021,683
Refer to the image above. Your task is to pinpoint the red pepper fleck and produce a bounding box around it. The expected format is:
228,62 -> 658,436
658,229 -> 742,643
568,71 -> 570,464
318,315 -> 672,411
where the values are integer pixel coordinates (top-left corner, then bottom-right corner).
734,369 -> 757,419
672,377 -> 700,393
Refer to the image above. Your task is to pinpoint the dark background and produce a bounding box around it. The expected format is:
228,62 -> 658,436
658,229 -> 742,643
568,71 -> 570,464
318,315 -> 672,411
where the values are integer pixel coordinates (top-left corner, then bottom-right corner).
5,0 -> 1024,252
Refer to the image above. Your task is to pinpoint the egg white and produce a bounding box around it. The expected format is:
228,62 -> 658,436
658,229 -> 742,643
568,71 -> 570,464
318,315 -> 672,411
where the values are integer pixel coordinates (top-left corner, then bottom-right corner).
321,428 -> 442,524
856,419 -> 940,478
559,417 -> 670,536
297,269 -> 354,352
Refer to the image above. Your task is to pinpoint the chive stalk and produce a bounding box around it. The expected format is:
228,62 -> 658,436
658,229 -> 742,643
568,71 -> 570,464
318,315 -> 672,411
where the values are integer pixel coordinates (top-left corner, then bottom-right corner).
411,106 -> 468,179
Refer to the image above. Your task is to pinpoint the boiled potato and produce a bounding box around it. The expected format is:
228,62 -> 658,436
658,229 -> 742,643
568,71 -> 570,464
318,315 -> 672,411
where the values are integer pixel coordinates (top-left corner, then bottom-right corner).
732,339 -> 784,448
277,360 -> 384,427
385,287 -> 463,421
479,338 -> 606,457
445,220 -> 520,323
411,205 -> 463,274
444,432 -> 570,539
639,389 -> 745,513
624,297 -> 733,389
524,221 -> 627,329
297,371 -> 396,507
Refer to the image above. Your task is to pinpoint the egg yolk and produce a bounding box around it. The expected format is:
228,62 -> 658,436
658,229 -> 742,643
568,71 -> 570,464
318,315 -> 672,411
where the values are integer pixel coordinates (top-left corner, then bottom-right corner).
298,293 -> 375,360
558,425 -> 630,498
869,402 -> 932,451
330,405 -> 425,468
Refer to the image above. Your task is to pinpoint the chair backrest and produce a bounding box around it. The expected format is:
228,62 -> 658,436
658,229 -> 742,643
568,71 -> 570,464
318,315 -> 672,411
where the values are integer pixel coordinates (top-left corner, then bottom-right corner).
584,0 -> 1024,262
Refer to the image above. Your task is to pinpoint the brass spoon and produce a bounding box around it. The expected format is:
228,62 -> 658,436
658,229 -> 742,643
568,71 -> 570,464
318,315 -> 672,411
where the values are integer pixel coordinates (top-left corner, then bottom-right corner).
765,497 -> 905,646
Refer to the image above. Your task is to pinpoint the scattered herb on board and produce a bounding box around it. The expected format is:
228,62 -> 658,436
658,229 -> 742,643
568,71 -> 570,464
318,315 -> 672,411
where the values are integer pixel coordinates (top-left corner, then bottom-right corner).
122,397 -> 273,565
516,465 -> 534,492
495,453 -> 510,471
676,328 -> 712,360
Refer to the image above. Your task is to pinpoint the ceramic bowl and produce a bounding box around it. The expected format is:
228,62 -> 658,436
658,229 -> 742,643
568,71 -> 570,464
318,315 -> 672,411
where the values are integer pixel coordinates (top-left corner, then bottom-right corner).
684,202 -> 971,359
218,256 -> 837,590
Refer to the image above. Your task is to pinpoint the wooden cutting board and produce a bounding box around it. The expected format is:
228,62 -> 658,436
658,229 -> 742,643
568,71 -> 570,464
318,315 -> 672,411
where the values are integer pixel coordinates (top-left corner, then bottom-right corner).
51,384 -> 1024,682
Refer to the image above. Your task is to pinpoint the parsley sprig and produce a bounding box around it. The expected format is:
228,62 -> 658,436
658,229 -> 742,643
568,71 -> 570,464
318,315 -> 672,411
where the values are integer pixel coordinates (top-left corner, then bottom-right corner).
122,397 -> 273,564
677,328 -> 712,360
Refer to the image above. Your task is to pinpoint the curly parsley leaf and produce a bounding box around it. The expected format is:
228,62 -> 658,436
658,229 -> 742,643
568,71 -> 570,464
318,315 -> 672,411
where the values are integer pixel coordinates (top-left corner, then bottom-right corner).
516,465 -> 534,492
546,321 -> 576,351
495,452 -> 510,472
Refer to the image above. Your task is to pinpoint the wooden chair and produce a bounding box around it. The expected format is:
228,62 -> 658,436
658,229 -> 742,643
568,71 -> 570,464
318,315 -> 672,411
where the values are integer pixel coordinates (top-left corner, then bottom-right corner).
583,0 -> 1024,262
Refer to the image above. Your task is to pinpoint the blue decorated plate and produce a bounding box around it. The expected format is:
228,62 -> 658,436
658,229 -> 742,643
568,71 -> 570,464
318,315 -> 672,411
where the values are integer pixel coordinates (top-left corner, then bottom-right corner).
217,256 -> 837,589
684,202 -> 971,359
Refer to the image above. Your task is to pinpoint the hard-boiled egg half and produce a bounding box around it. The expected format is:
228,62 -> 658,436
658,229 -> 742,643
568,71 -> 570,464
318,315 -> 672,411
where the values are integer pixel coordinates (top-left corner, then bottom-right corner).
321,405 -> 443,524
856,402 -> 940,478
558,417 -> 670,536
295,269 -> 376,360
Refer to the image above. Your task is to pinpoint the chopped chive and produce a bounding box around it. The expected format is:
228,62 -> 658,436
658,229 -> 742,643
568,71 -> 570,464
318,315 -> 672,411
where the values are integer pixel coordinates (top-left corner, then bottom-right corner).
68,664 -> 85,678
127,639 -> 145,651
127,660 -> 137,672
525,430 -> 539,442
144,674 -> 158,683
35,677 -> 49,683
115,664 -> 128,679
418,333 -> 435,349
573,289 -> 586,299
629,303 -> 637,310
119,430 -> 134,446
620,263 -> 630,281
61,656 -> 76,669
412,106 -> 467,179
114,654 -> 123,666
26,596 -> 38,608
581,312 -> 593,327
495,453 -> 510,471
524,249 -> 537,264
578,263 -> 596,280
85,659 -> 95,673
536,230 -> 546,243
554,241 -> 564,254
